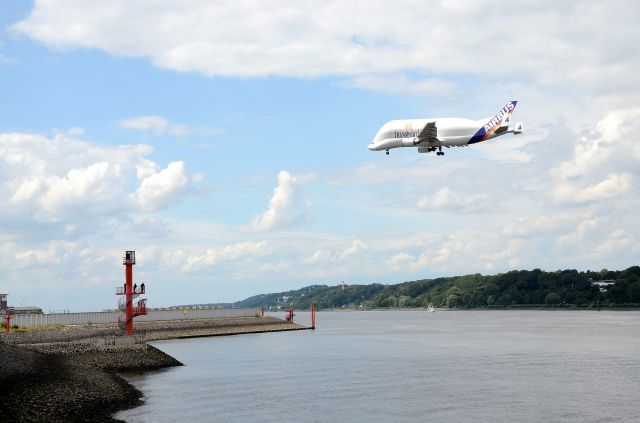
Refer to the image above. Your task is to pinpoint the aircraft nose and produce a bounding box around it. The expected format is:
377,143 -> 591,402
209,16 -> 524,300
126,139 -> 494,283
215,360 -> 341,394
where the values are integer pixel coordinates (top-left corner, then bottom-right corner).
367,142 -> 376,151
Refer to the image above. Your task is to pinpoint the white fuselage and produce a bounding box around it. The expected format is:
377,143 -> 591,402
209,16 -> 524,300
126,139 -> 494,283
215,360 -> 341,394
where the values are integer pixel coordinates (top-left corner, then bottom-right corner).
368,117 -> 486,151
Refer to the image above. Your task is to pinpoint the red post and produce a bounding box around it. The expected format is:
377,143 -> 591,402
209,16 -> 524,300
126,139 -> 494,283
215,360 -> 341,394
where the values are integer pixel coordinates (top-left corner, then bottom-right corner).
4,314 -> 11,332
310,304 -> 316,330
261,307 -> 264,317
124,251 -> 135,336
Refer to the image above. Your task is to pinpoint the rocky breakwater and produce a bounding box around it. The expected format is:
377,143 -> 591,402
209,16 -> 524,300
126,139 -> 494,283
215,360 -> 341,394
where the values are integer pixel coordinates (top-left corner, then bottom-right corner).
0,337 -> 180,422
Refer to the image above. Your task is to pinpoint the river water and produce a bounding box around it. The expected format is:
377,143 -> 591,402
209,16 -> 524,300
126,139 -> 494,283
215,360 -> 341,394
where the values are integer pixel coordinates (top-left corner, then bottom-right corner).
116,310 -> 640,422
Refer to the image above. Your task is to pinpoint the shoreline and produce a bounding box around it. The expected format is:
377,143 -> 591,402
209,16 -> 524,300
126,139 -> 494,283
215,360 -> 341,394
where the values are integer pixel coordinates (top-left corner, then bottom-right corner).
0,316 -> 307,422
306,306 -> 640,312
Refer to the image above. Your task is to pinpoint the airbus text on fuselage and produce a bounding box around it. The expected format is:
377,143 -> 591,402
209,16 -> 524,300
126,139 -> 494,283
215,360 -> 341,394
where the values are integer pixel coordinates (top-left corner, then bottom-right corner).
368,101 -> 523,156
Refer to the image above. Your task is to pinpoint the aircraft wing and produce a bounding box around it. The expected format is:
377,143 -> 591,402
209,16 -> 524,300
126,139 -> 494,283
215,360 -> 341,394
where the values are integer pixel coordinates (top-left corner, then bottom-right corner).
417,121 -> 438,143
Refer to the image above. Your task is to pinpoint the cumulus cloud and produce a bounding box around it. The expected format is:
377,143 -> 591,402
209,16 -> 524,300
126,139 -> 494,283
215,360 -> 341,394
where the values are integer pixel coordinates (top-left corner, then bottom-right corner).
130,161 -> 190,212
5,240 -> 78,268
182,240 -> 271,272
573,173 -> 633,203
0,131 -> 194,224
594,230 -> 638,258
12,0 -> 639,95
550,109 -> 640,206
244,171 -> 310,232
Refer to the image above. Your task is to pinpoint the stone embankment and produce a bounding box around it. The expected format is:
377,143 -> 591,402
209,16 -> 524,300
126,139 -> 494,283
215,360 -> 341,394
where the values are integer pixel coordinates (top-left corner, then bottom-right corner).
0,342 -> 156,422
0,316 -> 305,422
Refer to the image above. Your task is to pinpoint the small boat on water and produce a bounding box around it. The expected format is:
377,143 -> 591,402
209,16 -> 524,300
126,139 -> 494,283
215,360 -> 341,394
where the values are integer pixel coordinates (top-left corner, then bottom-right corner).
427,304 -> 435,313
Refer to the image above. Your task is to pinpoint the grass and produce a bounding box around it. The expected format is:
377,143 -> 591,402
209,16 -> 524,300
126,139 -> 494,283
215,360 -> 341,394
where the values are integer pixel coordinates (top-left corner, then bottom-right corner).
10,324 -> 68,332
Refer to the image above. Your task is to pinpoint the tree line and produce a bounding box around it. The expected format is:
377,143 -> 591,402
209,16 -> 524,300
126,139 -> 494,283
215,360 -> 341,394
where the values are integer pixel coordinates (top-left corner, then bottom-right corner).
235,266 -> 640,310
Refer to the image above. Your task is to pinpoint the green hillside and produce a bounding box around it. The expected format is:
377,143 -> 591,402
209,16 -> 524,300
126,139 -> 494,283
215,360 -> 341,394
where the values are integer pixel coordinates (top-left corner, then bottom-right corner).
234,266 -> 640,310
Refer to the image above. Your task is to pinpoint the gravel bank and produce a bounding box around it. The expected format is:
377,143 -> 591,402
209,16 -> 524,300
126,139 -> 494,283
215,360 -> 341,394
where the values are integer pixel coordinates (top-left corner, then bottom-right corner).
0,344 -> 146,422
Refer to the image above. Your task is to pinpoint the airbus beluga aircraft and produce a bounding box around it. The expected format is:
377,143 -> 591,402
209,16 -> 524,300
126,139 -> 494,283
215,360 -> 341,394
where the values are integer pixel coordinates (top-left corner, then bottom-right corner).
368,101 -> 523,156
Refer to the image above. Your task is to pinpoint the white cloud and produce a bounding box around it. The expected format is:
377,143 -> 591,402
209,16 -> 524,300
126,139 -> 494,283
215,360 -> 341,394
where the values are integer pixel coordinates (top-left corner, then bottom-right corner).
260,260 -> 292,272
118,116 -> 187,136
117,115 -> 221,136
594,230 -> 637,258
130,161 -> 190,212
6,240 -> 78,268
244,171 -> 310,232
417,187 -> 488,213
556,219 -> 599,247
303,240 -> 365,264
12,0 -> 639,96
0,131 -> 194,224
573,173 -> 633,203
182,240 -> 272,272
502,215 -> 575,239
386,252 -> 430,271
341,74 -> 457,96
550,108 -> 640,205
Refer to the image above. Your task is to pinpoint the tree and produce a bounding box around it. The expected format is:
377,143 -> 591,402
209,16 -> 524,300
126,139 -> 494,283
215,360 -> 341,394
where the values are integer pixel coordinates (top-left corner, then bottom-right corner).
381,296 -> 398,308
545,292 -> 561,305
398,295 -> 413,308
447,294 -> 459,308
499,293 -> 512,306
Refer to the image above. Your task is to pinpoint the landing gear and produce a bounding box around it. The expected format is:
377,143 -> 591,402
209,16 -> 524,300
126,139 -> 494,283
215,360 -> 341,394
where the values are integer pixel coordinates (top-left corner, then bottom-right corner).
385,150 -> 389,155
436,147 -> 444,156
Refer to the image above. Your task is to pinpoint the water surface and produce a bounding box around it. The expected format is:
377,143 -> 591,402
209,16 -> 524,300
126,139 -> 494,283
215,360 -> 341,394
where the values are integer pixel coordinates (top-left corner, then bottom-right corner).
117,310 -> 640,422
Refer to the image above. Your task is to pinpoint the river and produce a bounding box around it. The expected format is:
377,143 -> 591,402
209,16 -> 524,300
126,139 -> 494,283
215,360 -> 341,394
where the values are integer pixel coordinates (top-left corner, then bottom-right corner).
116,310 -> 640,422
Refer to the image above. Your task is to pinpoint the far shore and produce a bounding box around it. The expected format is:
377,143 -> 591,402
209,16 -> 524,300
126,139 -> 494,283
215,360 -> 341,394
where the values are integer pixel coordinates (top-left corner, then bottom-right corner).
300,305 -> 639,312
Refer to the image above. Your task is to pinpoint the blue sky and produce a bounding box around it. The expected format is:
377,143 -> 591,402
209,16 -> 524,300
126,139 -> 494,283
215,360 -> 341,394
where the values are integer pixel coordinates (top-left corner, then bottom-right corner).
1,1 -> 638,311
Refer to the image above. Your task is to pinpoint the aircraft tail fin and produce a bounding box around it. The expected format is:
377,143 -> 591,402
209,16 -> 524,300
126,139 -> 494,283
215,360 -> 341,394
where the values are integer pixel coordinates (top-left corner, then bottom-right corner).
468,101 -> 518,144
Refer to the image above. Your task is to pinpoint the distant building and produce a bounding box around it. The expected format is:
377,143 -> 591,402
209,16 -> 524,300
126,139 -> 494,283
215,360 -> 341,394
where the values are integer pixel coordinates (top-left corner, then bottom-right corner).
592,280 -> 615,292
0,294 -> 42,314
13,306 -> 43,315
341,281 -> 347,290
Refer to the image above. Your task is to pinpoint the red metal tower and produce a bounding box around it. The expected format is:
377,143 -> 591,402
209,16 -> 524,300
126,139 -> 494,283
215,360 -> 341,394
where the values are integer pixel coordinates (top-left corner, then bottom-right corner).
115,251 -> 147,336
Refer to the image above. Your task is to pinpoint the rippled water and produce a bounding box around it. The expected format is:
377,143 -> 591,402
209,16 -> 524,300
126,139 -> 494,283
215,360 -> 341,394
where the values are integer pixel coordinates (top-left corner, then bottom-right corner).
116,310 -> 640,422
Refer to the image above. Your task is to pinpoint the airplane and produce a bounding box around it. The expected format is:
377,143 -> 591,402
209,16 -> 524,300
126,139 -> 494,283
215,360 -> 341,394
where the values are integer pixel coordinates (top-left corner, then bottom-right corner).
368,101 -> 523,156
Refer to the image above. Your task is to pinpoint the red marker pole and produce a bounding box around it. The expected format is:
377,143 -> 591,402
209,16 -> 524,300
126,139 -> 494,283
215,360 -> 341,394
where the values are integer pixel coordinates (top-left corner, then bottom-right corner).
125,260 -> 133,336
123,251 -> 136,336
310,304 -> 316,330
261,307 -> 264,317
